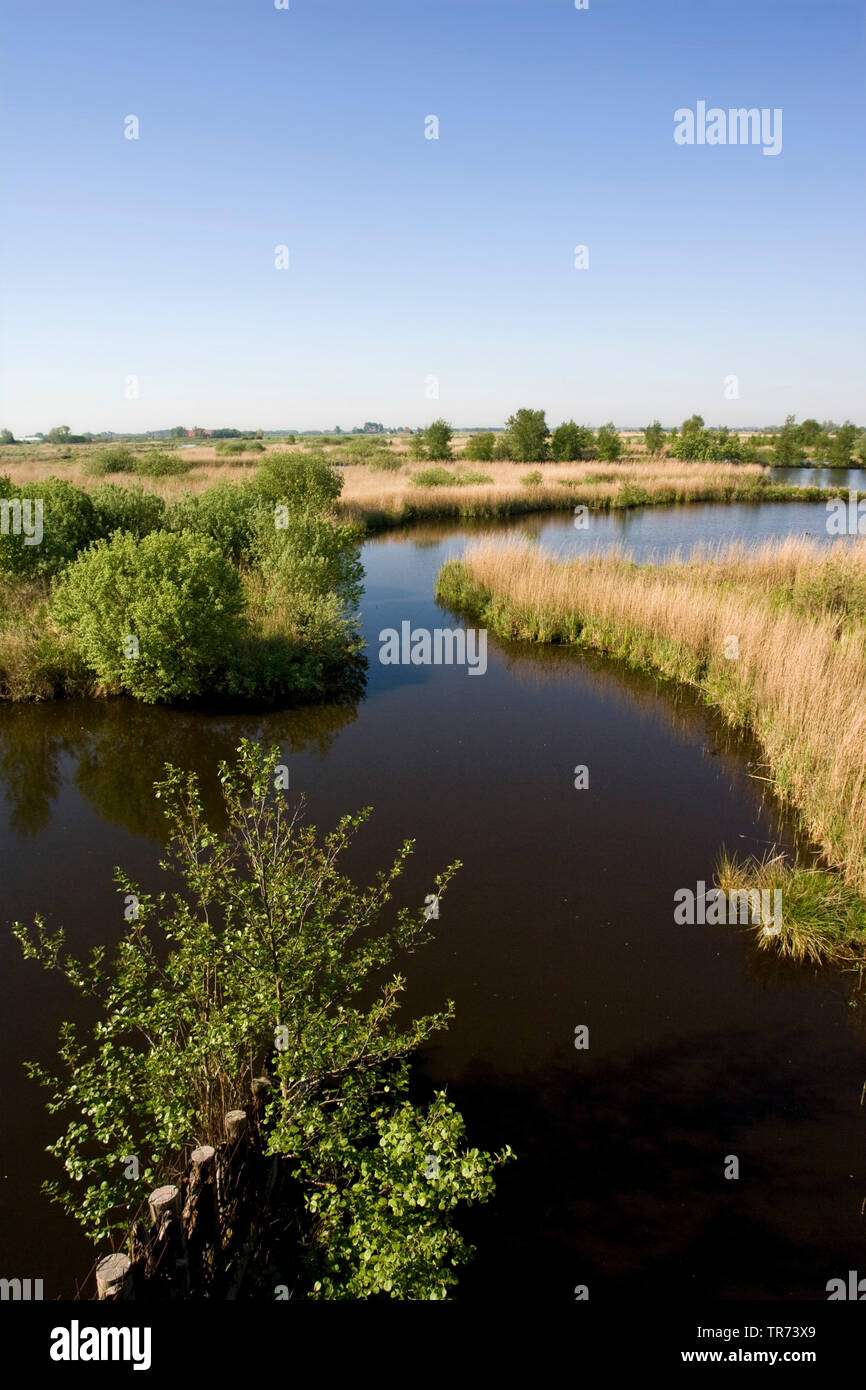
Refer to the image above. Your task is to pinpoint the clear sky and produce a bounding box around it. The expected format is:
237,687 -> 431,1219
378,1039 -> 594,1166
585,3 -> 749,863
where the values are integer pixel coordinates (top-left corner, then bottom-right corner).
1,0 -> 864,434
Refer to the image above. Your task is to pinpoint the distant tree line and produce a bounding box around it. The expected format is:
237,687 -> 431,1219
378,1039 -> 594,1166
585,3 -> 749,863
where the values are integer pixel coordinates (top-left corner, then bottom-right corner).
408,412 -> 866,466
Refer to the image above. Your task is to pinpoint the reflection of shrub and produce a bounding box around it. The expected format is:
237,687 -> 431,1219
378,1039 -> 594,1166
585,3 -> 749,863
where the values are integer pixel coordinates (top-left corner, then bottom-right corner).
84,447 -> 137,477
0,476 -> 97,577
51,530 -> 245,702
91,484 -> 167,539
134,452 -> 193,478
521,471 -> 543,487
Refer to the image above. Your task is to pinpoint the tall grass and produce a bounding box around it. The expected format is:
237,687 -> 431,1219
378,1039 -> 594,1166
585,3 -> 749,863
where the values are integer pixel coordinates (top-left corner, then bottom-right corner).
436,536 -> 866,932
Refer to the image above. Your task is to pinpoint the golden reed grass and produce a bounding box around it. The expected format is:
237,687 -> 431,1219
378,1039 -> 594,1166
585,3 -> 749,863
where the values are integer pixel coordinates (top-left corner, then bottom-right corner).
439,536 -> 866,898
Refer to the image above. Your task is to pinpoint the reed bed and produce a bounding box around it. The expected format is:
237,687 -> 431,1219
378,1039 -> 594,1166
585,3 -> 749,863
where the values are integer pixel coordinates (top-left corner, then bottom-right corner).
436,536 -> 866,959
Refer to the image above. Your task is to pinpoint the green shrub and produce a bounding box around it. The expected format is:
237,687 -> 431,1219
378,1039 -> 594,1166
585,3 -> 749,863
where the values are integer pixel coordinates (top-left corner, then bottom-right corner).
253,452 -> 343,511
134,452 -> 193,478
90,484 -> 167,540
464,432 -> 495,462
83,446 -> 137,477
521,470 -> 543,487
492,432 -> 514,461
167,484 -> 264,564
51,530 -> 245,702
215,440 -> 248,456
366,454 -> 401,471
0,476 -> 97,577
459,471 -> 494,485
411,467 -> 459,487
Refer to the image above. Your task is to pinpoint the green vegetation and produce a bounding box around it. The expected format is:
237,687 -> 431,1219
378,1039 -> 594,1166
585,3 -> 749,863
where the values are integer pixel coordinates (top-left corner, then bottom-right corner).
716,852 -> 866,967
595,422 -> 623,462
505,407 -> 550,462
521,470 -> 544,486
134,451 -> 193,478
11,741 -> 511,1296
0,453 -> 365,706
51,531 -> 245,702
644,421 -> 665,456
551,421 -> 594,462
83,446 -> 137,476
423,418 -> 454,460
464,432 -> 496,462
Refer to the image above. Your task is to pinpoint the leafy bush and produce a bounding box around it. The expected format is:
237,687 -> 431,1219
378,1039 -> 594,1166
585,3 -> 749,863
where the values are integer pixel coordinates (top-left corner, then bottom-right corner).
246,506 -> 364,669
0,476 -> 97,577
134,452 -> 193,478
492,431 -> 514,461
551,422 -> 595,462
521,470 -> 543,486
90,483 -> 167,540
463,432 -> 495,462
459,471 -> 494,485
366,453 -> 401,471
167,484 -> 264,564
253,452 -> 343,512
50,530 -> 245,702
215,440 -> 248,456
11,741 -> 511,1297
423,419 -> 453,461
83,446 -> 137,477
596,423 -> 623,462
411,467 -> 459,487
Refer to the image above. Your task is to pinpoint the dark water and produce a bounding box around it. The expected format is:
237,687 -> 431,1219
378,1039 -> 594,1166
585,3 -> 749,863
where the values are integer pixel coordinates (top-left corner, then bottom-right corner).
1,499 -> 864,1302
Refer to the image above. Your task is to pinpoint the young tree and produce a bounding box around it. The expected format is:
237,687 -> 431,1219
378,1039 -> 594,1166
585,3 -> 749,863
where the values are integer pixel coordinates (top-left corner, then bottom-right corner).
407,431 -> 427,462
644,421 -> 665,456
12,742 -> 511,1296
596,422 -> 623,462
505,408 -> 549,463
827,421 -> 858,468
464,432 -> 495,462
423,419 -> 453,460
551,421 -> 594,462
771,415 -> 805,468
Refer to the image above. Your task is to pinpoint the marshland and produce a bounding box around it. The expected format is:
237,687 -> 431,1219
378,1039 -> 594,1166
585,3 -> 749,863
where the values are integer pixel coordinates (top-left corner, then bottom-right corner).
2,420 -> 866,1299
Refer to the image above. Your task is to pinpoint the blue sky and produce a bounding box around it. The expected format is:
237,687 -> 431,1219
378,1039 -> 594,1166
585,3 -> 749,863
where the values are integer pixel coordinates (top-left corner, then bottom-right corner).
1,0 -> 864,433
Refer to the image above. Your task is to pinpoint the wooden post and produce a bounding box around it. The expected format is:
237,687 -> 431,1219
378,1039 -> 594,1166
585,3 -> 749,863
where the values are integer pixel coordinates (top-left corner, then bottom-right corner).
225,1109 -> 247,1142
148,1184 -> 181,1227
96,1252 -> 132,1300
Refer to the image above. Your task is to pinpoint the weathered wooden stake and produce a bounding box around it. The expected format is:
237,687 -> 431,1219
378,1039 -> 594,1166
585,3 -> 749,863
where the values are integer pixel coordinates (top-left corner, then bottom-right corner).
96,1252 -> 132,1300
225,1109 -> 247,1142
148,1184 -> 182,1226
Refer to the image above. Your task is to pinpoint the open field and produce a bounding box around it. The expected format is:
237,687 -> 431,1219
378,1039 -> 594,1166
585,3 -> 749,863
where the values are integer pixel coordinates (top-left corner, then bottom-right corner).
436,535 -> 866,964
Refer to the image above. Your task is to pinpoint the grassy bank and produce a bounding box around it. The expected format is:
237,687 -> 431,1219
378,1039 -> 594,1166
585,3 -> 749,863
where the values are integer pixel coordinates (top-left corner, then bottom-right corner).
436,536 -> 866,965
336,459 -> 859,532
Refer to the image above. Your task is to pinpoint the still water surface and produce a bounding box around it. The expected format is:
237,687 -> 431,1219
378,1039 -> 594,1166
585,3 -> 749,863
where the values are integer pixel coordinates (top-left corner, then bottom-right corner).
1,497 -> 864,1301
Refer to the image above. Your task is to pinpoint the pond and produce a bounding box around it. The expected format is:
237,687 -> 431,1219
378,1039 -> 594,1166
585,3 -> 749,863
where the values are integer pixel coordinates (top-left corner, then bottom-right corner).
1,497 -> 864,1301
